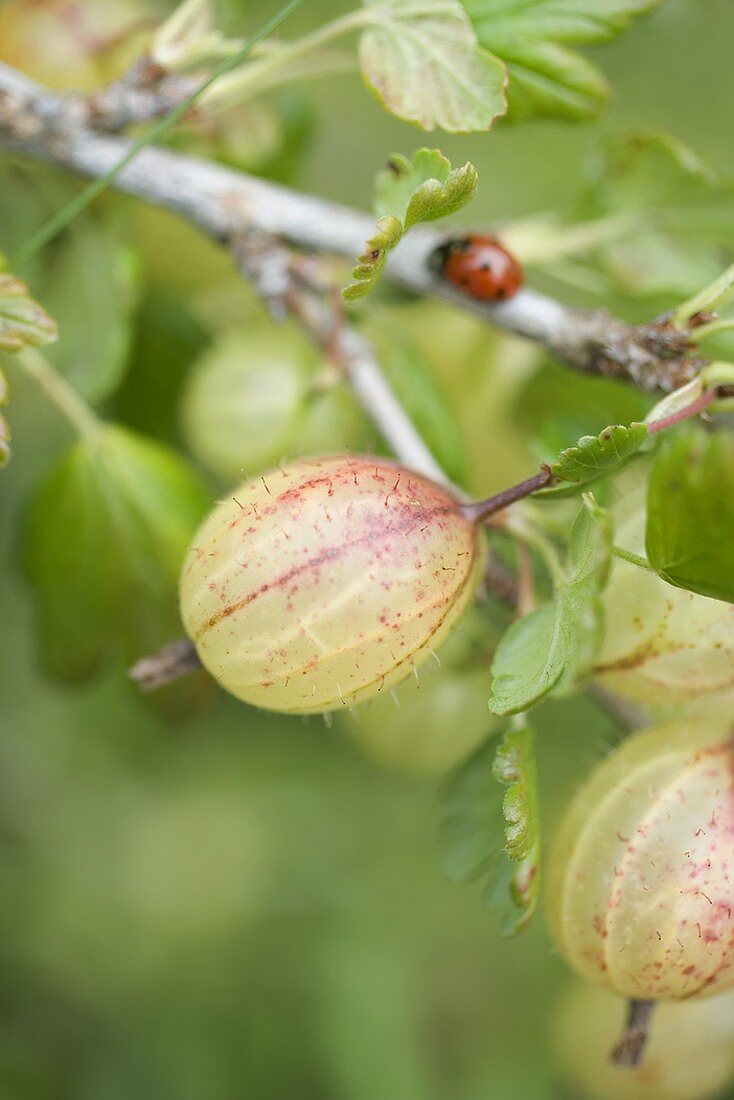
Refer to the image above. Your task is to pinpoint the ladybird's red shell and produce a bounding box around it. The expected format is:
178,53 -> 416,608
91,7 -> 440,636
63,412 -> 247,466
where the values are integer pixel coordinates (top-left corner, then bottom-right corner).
441,235 -> 523,302
179,455 -> 485,714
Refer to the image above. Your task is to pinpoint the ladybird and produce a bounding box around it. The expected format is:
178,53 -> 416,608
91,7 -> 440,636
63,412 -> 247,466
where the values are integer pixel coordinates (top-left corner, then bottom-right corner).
439,235 -> 523,302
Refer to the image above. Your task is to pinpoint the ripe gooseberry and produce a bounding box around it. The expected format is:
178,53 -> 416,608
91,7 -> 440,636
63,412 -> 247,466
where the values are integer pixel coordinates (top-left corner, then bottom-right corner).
341,606 -> 500,774
553,982 -> 734,1100
546,718 -> 734,1002
181,326 -> 368,483
179,454 -> 486,714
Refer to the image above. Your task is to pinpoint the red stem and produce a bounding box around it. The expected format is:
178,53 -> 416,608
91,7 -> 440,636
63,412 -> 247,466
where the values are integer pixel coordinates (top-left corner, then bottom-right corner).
647,387 -> 718,435
460,466 -> 554,524
460,387 -> 720,527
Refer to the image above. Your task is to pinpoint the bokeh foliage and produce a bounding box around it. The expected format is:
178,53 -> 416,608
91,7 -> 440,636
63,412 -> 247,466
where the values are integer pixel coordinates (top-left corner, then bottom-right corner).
2,0 -> 734,1096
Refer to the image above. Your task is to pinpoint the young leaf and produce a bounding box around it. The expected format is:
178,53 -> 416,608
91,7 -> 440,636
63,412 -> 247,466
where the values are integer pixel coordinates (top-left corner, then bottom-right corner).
490,498 -> 612,714
375,149 -> 478,228
359,0 -> 507,133
491,724 -> 541,935
344,148 -> 478,302
439,724 -> 540,936
0,271 -> 58,353
463,0 -> 664,121
646,426 -> 734,603
342,216 -> 403,303
0,367 -> 9,466
24,424 -> 210,682
541,421 -> 649,496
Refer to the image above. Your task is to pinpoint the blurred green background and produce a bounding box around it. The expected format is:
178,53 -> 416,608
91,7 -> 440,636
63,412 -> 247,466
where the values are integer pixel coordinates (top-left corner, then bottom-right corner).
1,1 -> 734,1096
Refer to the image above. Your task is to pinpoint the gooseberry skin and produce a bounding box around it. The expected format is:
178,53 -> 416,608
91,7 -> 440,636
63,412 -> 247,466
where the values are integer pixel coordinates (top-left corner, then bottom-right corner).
180,327 -> 367,483
553,982 -> 734,1100
180,455 -> 485,714
342,606 -> 499,774
547,719 -> 734,1002
595,504 -> 734,709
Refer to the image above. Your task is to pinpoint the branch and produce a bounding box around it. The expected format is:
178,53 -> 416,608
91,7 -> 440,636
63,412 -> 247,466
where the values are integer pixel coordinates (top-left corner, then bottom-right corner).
231,230 -> 453,486
0,61 -> 704,393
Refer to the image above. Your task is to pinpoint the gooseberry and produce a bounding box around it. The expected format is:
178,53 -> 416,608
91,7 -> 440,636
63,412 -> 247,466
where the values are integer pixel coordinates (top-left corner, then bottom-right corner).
179,454 -> 485,714
553,981 -> 734,1100
181,326 -> 367,483
341,606 -> 499,774
594,480 -> 734,710
547,718 -> 734,1001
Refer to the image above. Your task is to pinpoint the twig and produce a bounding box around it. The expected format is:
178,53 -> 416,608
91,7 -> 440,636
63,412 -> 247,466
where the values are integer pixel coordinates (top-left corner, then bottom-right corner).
129,638 -> 201,690
611,999 -> 655,1068
83,58 -> 201,133
231,230 -> 453,487
0,61 -> 707,392
460,467 -> 555,523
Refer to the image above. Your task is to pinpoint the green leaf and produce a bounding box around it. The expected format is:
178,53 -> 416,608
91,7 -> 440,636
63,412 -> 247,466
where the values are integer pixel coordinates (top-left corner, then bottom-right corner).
646,426 -> 734,603
24,424 -> 210,682
540,421 -> 649,496
375,149 -> 478,228
491,724 -> 541,935
0,366 -> 9,467
439,724 -> 540,936
512,359 -> 653,471
0,161 -> 138,402
374,331 -> 469,484
359,0 -> 507,133
490,498 -> 612,714
345,148 -> 478,302
488,603 -> 561,715
440,733 -> 503,884
0,271 -> 58,353
463,0 -> 664,121
342,216 -> 403,302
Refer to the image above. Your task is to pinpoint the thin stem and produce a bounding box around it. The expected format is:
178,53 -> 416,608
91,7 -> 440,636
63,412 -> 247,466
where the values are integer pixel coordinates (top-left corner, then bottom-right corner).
11,0 -> 307,269
129,638 -> 201,690
516,542 -> 535,616
611,546 -> 656,573
611,999 -> 655,1068
460,467 -> 554,524
673,261 -> 734,327
646,386 -> 718,434
203,8 -> 369,110
691,316 -> 734,341
501,511 -> 566,589
15,347 -> 100,436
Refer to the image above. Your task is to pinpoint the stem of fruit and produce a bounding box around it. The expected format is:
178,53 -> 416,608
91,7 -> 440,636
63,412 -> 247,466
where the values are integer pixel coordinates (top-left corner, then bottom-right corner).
500,511 -> 566,588
610,999 -> 655,1068
459,467 -> 555,524
129,638 -> 201,690
15,347 -> 100,437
